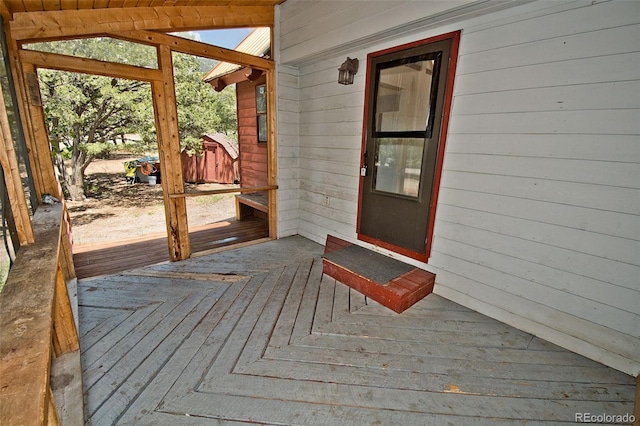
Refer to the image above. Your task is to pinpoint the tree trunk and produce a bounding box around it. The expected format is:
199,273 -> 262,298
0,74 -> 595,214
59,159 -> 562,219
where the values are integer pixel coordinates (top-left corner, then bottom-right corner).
58,155 -> 86,201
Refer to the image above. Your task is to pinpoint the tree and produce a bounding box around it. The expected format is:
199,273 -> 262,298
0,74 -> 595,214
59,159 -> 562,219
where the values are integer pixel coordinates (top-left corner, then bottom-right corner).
42,71 -> 151,200
35,38 -> 237,200
37,38 -> 156,200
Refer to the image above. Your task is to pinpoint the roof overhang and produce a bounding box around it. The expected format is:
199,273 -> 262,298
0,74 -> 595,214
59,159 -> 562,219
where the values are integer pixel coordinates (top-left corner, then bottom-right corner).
207,67 -> 265,92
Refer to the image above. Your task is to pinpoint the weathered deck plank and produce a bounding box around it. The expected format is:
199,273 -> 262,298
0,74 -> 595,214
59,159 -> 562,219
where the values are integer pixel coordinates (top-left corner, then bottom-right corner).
77,236 -> 636,425
73,218 -> 268,278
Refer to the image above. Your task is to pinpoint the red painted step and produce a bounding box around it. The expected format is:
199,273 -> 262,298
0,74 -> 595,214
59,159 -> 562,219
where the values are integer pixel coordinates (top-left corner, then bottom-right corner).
322,235 -> 435,313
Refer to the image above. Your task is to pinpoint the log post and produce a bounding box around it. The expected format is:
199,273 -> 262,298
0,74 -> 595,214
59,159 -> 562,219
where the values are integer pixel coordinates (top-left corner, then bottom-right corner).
152,45 -> 190,261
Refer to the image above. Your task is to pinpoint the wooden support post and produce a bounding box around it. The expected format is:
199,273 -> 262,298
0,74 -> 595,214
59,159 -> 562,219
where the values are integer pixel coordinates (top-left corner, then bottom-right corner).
266,68 -> 277,239
0,79 -> 34,244
3,21 -> 47,202
19,62 -> 61,199
152,45 -> 190,261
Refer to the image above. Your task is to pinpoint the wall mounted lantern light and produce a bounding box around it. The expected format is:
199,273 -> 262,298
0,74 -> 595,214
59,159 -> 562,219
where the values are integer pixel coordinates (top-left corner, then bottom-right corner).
338,57 -> 359,85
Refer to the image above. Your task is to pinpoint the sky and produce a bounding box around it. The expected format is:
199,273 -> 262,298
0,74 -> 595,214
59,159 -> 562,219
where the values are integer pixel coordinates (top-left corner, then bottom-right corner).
198,28 -> 253,49
174,28 -> 254,49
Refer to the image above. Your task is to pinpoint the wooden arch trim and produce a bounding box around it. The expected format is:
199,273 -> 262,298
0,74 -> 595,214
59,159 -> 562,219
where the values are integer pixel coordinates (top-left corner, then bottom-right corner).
18,49 -> 164,82
112,30 -> 274,71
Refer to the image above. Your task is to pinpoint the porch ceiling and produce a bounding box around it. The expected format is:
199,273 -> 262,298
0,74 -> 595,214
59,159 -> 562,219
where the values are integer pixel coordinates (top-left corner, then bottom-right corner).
2,1 -> 286,16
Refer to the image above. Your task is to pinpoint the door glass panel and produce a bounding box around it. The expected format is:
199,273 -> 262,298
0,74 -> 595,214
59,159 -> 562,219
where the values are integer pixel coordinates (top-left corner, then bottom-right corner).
375,59 -> 434,132
373,138 -> 424,197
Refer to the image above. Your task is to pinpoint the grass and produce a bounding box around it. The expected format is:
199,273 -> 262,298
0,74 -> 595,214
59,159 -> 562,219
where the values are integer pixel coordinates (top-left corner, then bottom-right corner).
194,194 -> 230,205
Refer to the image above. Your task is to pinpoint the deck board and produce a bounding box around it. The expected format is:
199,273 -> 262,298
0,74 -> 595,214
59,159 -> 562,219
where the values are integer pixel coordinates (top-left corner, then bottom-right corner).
73,218 -> 268,278
77,236 -> 636,425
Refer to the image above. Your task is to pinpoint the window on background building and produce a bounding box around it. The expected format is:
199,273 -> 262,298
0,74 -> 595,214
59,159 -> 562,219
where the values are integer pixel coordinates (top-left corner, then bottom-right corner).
256,84 -> 267,143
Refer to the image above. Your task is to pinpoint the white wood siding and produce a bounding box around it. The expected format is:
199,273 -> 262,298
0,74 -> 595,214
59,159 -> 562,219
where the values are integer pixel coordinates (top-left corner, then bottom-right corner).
276,65 -> 300,237
276,0 -> 640,376
435,0 -> 640,375
279,0 -> 475,65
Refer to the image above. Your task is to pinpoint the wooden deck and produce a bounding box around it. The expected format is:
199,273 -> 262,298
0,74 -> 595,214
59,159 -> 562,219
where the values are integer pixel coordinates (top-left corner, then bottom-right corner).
73,217 -> 269,279
77,236 -> 637,425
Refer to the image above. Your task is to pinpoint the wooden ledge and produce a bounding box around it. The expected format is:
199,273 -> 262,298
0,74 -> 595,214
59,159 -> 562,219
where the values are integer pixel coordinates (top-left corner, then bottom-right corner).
0,203 -> 82,425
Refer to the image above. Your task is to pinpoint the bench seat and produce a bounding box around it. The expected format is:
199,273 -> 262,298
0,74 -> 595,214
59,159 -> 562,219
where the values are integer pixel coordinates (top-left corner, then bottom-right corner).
235,191 -> 268,220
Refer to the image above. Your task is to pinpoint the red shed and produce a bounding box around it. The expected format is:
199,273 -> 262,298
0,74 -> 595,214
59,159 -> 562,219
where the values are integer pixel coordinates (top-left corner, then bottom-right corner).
181,133 -> 239,184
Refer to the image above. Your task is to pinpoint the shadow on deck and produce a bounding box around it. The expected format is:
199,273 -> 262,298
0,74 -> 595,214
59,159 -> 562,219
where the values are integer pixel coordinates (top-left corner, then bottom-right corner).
77,236 -> 636,425
73,217 -> 269,279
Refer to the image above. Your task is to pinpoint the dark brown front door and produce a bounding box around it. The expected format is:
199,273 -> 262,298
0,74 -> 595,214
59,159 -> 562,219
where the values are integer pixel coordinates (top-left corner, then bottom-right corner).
358,33 -> 458,261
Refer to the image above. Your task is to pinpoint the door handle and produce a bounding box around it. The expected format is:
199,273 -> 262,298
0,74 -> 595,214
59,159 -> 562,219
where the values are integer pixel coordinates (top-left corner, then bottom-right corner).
361,151 -> 368,177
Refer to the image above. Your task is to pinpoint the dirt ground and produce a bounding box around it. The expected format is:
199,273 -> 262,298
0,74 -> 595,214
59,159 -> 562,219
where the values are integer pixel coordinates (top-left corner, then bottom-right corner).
67,154 -> 237,245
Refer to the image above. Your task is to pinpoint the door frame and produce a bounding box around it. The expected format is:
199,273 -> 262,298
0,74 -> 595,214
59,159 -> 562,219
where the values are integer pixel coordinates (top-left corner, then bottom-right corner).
356,30 -> 461,262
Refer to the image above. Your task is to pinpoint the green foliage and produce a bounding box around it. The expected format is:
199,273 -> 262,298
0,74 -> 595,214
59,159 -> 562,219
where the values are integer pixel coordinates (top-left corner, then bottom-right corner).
182,135 -> 204,157
26,37 -> 158,68
85,142 -> 117,159
42,69 -> 152,169
172,52 -> 238,151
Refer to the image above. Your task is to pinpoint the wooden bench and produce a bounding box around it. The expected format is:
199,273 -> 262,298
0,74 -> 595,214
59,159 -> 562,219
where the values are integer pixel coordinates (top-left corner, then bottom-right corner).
235,191 -> 268,220
0,203 -> 83,425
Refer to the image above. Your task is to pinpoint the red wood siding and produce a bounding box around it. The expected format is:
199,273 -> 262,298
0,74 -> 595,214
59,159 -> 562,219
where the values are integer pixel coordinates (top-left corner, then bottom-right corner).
236,75 -> 268,187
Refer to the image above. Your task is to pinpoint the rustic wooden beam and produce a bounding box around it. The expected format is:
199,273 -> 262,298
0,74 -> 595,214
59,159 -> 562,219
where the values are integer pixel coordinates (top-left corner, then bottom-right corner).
169,184 -> 278,198
3,21 -> 47,202
9,5 -> 275,41
0,2 -> 10,21
0,203 -> 63,425
112,30 -> 274,70
266,67 -> 277,238
152,45 -> 190,261
20,62 -> 61,199
0,79 -> 34,244
19,48 -> 163,82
